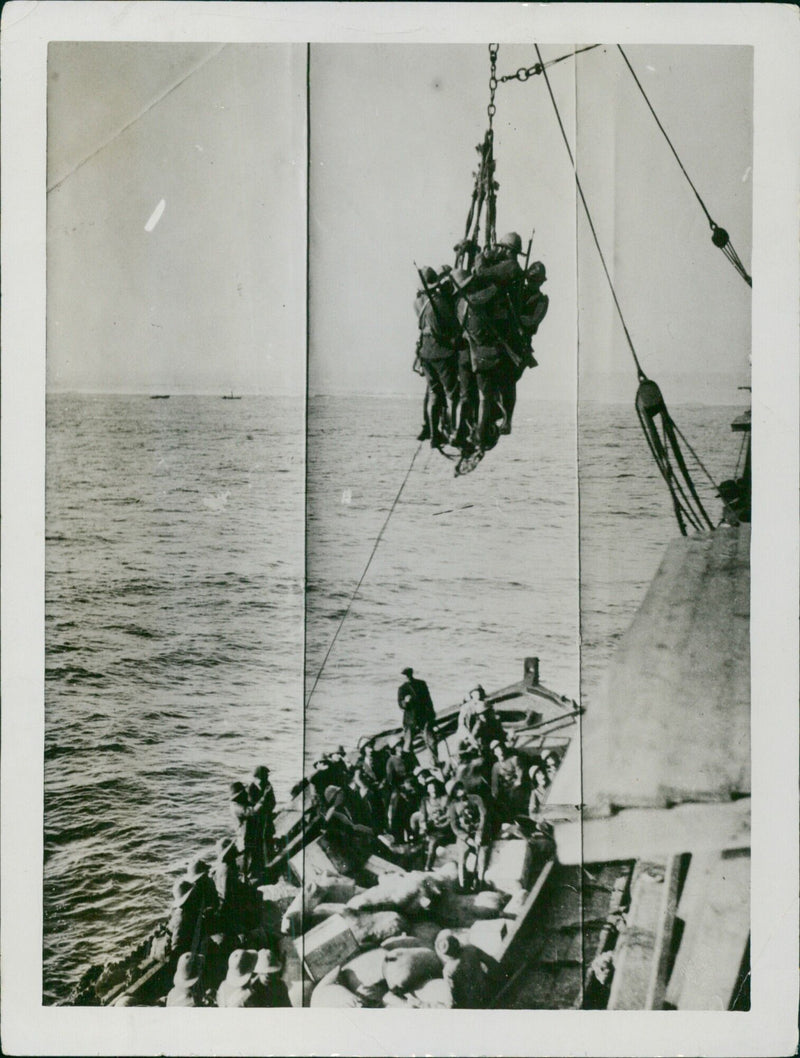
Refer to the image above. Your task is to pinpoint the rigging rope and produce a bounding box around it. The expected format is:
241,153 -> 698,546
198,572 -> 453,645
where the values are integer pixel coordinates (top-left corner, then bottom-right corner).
635,380 -> 716,535
304,441 -> 425,708
534,44 -> 647,382
616,45 -> 752,288
498,43 -> 602,84
535,43 -> 725,533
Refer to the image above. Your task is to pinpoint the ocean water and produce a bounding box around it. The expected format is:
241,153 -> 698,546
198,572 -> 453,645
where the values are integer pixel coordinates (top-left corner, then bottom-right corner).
43,392 -> 744,1002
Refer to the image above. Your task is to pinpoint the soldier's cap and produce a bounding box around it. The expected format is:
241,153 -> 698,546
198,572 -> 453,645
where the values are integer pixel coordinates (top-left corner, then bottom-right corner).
527,260 -> 547,282
254,948 -> 282,976
186,858 -> 210,881
498,231 -> 523,254
401,667 -> 414,677
215,837 -> 237,861
420,266 -> 438,285
226,949 -> 258,986
174,952 -> 204,987
172,879 -> 195,908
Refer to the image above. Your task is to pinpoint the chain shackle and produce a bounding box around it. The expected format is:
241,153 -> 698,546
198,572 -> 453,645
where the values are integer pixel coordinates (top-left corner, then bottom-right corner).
487,44 -> 499,128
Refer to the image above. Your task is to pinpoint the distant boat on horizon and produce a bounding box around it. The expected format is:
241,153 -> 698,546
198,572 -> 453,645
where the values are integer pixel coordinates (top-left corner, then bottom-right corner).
149,394 -> 170,399
222,391 -> 242,400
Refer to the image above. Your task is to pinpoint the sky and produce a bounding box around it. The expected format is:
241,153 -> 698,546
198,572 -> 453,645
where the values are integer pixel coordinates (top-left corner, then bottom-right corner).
47,43 -> 306,395
47,42 -> 752,402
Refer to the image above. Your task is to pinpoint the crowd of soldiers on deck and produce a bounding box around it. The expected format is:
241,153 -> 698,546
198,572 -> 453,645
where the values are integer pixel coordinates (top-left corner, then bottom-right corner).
309,667 -> 560,892
414,232 -> 549,458
160,668 -> 560,1007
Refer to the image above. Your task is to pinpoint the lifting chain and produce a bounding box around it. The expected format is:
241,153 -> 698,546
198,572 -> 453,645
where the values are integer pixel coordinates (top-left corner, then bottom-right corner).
487,44 -> 498,131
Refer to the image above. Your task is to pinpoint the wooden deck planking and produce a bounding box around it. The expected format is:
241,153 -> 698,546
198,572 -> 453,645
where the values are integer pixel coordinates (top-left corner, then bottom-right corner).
670,850 -> 750,1010
644,855 -> 683,1009
607,860 -> 668,1009
554,797 -> 750,865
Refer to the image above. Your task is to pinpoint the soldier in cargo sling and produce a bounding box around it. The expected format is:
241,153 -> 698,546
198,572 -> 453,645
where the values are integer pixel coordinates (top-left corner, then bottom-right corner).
412,229 -> 548,474
414,265 -> 460,447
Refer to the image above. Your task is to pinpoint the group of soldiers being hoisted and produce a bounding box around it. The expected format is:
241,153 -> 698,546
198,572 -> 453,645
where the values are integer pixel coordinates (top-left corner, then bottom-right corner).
414,231 -> 549,467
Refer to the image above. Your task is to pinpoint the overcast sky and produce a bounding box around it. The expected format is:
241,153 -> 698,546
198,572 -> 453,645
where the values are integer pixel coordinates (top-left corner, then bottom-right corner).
47,43 -> 306,395
47,42 -> 752,402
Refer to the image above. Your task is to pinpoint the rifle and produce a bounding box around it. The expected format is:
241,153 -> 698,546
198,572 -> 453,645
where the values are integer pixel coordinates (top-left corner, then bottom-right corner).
523,227 -> 535,274
413,260 -> 448,337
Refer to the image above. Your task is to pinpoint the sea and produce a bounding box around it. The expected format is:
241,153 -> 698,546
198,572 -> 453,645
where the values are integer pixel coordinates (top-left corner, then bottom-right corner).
42,392 -> 744,1003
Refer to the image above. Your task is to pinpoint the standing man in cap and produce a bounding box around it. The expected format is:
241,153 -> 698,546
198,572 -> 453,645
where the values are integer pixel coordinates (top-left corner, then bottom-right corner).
228,779 -> 273,883
183,858 -> 219,919
251,764 -> 277,868
397,667 -> 438,756
414,266 -> 460,446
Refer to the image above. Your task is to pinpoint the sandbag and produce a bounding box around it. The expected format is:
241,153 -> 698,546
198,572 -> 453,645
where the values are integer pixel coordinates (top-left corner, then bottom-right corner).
346,871 -> 442,916
407,919 -> 442,949
282,874 -> 362,935
288,979 -> 314,1008
474,890 -> 511,914
315,873 -> 361,905
411,976 -> 452,1009
258,878 -> 300,911
310,982 -> 363,1008
341,909 -> 407,947
311,901 -> 347,921
339,948 -> 388,1005
430,859 -> 459,888
434,890 -> 510,929
382,947 -> 441,994
281,880 -> 324,935
381,934 -> 430,951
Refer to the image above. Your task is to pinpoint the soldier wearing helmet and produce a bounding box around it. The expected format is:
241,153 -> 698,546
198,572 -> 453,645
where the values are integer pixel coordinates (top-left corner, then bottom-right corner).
520,260 -> 549,344
451,266 -> 507,452
414,265 -> 460,447
497,231 -> 523,256
449,268 -> 478,446
494,257 -> 549,437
